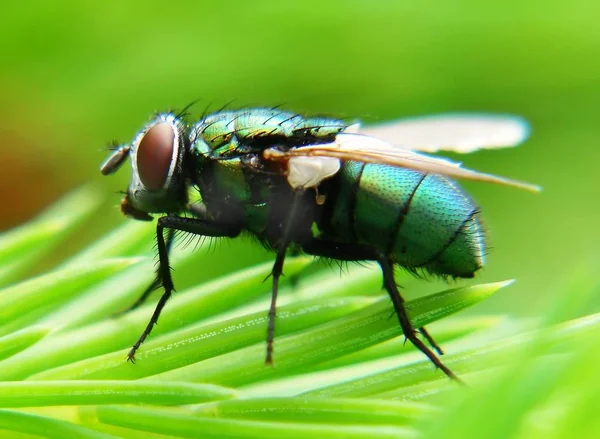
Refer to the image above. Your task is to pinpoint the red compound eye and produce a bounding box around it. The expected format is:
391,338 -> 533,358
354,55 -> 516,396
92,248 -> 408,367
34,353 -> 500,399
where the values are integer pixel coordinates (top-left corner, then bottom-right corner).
137,122 -> 175,190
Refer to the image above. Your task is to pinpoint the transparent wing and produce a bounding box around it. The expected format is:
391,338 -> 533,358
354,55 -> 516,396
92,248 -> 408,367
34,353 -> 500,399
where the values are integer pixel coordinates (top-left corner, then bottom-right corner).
358,114 -> 530,153
263,133 -> 541,192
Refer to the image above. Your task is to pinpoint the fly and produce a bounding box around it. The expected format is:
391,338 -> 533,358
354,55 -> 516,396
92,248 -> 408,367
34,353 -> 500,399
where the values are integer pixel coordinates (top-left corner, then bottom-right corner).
101,107 -> 540,381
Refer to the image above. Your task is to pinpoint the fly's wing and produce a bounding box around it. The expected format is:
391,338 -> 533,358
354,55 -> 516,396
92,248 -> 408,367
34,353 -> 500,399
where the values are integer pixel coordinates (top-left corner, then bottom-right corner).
358,114 -> 530,153
263,133 -> 541,192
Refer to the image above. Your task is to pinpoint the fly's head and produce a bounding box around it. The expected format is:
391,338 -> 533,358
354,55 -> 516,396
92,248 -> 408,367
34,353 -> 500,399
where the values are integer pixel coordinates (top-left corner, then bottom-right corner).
100,113 -> 189,220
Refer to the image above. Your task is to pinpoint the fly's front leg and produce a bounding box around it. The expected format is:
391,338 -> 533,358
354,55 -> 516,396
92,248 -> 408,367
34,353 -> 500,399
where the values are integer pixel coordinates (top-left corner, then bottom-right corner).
121,203 -> 211,312
127,215 -> 241,362
116,203 -> 207,315
376,253 -> 460,382
114,228 -> 176,316
418,327 -> 444,355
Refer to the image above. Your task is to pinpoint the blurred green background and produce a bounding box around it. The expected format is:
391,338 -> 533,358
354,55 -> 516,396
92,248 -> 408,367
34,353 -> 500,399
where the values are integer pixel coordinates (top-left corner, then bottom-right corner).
1,0 -> 598,316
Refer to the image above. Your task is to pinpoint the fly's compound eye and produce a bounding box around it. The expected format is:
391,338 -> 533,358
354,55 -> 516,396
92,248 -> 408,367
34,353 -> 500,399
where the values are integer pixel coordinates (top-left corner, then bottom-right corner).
136,122 -> 176,190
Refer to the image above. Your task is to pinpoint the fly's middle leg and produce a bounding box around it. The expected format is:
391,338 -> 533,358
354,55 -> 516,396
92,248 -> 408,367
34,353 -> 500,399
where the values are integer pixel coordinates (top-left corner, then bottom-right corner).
265,249 -> 285,364
418,327 -> 444,355
264,189 -> 309,365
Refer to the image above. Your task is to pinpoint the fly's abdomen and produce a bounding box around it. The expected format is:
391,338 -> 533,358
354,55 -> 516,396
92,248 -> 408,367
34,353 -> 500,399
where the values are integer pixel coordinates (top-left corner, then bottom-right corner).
327,162 -> 485,278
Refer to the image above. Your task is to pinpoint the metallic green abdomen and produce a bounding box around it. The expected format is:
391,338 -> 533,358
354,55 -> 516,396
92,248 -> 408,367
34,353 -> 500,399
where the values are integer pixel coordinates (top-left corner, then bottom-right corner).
327,162 -> 485,278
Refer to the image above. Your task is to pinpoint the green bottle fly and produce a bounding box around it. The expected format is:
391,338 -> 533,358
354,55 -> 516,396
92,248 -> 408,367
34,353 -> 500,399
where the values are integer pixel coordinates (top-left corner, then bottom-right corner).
101,106 -> 539,380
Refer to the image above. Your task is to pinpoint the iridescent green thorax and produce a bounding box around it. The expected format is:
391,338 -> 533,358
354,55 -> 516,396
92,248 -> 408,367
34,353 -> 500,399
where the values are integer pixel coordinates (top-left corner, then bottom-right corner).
189,108 -> 347,159
184,109 -> 346,252
187,108 -> 349,242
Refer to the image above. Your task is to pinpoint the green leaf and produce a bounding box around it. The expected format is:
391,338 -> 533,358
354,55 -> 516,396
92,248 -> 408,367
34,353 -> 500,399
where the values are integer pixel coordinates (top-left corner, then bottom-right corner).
300,316 -> 501,374
0,186 -> 102,286
303,312 -> 600,398
93,405 -> 418,439
0,381 -> 237,407
29,296 -> 372,380
190,397 -> 437,425
0,325 -> 51,360
62,221 -> 156,266
0,257 -> 311,380
0,409 -> 117,439
0,258 -> 141,337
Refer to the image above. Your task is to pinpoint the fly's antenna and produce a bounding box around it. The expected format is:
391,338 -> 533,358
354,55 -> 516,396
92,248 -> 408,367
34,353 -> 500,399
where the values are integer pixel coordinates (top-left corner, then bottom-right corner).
100,143 -> 130,175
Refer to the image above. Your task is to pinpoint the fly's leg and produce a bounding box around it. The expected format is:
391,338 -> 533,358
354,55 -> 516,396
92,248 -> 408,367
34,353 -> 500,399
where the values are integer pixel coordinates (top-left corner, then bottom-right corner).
114,228 -> 176,316
265,249 -> 286,364
287,249 -> 302,289
418,327 -> 444,355
377,253 -> 460,382
122,203 -> 209,314
127,215 -> 241,363
264,189 -> 307,365
301,240 -> 457,381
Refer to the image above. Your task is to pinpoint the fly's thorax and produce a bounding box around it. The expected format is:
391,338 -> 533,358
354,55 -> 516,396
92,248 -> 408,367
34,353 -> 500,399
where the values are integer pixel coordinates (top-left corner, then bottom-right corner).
124,113 -> 190,216
190,108 -> 348,157
189,127 -> 246,203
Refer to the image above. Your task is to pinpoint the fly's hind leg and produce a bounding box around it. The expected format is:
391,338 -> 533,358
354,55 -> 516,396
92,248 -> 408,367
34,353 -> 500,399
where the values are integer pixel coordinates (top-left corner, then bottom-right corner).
376,253 -> 459,381
418,327 -> 444,355
301,240 -> 458,381
127,215 -> 241,362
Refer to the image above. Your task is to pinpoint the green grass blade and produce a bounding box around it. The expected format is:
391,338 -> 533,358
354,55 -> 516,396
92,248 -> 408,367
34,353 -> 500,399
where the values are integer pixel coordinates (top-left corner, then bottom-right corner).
0,186 -> 103,286
290,264 -> 385,300
0,325 -> 51,360
146,281 -> 510,386
43,242 -> 224,331
0,258 -> 141,336
0,381 -> 237,407
94,406 -> 418,439
303,313 -> 600,398
300,316 -> 501,374
191,397 -> 437,425
29,296 -> 372,380
0,409 -> 117,439
39,259 -> 159,330
0,257 -> 310,380
62,221 -> 155,266
371,368 -> 498,401
237,317 -> 503,397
